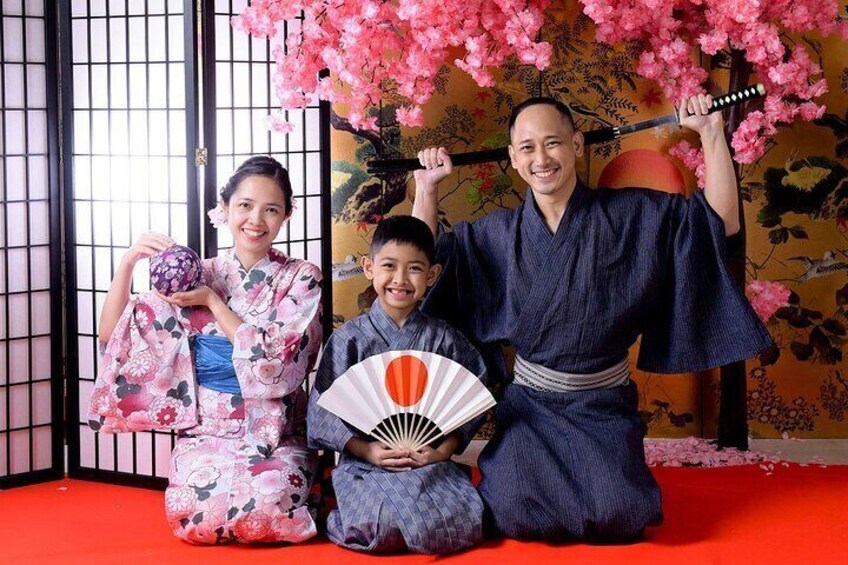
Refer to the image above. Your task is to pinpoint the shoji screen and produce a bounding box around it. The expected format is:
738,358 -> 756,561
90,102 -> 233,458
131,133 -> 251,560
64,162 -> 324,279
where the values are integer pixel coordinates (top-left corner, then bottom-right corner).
0,0 -> 62,488
64,1 -> 330,489
64,0 -> 199,487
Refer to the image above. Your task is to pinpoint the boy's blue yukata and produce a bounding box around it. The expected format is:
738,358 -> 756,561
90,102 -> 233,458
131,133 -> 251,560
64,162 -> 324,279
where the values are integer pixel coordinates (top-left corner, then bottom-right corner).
423,182 -> 773,541
307,299 -> 488,554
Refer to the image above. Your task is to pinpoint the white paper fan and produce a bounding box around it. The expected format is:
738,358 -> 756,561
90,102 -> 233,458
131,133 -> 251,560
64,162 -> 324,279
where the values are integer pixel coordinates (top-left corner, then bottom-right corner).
317,350 -> 495,450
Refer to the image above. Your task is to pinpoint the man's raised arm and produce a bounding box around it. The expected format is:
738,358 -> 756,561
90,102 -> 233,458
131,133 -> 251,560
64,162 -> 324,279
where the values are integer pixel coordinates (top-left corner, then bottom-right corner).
678,93 -> 741,236
412,147 -> 453,236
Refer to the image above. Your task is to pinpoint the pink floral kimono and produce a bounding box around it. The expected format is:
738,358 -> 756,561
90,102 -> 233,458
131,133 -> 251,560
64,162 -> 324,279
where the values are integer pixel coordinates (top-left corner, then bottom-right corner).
88,249 -> 322,544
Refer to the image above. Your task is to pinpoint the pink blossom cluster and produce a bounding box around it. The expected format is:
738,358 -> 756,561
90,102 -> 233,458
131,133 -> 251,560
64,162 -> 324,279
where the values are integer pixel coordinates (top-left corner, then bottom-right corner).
580,0 -> 847,165
668,139 -> 706,187
233,0 -> 552,130
746,279 -> 791,323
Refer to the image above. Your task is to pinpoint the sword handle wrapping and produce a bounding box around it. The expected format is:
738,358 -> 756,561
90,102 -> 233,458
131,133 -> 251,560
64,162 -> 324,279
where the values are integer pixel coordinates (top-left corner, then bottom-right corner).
708,83 -> 766,112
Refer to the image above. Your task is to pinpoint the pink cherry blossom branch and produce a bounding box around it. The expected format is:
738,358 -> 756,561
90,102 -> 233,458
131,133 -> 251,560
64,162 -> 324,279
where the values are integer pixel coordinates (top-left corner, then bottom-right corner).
578,0 -> 848,175
233,0 -> 553,130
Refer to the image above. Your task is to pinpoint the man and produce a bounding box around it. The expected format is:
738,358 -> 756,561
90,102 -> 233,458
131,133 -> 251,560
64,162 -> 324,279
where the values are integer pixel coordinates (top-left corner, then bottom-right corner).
411,95 -> 772,542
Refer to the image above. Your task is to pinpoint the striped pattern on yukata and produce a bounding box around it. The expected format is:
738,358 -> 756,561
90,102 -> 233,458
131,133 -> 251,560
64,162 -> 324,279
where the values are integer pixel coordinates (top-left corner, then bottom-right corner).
328,460 -> 483,554
478,380 -> 662,542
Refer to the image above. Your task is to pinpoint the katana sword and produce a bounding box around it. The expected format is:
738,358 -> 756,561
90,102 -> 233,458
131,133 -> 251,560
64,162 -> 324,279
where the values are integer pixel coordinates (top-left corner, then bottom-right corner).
366,83 -> 766,175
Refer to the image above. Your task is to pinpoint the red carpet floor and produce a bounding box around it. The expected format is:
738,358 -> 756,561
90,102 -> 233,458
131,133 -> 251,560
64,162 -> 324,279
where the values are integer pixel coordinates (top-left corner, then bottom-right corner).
2,465 -> 847,565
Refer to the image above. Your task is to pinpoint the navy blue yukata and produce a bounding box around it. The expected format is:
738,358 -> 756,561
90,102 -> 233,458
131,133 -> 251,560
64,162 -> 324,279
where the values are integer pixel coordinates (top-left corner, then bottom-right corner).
307,300 -> 488,554
424,182 -> 773,542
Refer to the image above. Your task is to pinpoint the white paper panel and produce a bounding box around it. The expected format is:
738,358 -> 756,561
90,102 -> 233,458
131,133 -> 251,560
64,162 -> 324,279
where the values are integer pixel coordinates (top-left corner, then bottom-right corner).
79,425 -> 96,468
73,109 -> 91,153
168,62 -> 184,108
9,429 -> 29,474
5,342 -> 30,390
7,248 -> 28,292
149,63 -> 167,108
96,430 -> 115,471
30,291 -> 49,334
31,336 -> 50,379
32,425 -> 51,470
2,1 -> 23,15
9,383 -> 29,427
148,16 -> 167,62
88,0 -> 106,17
27,155 -> 47,198
90,64 -> 108,109
71,19 -> 88,63
117,433 -> 134,473
4,110 -> 24,154
109,18 -> 127,62
29,200 -> 48,245
134,432 -> 153,475
107,0 -> 124,16
75,245 -> 92,288
109,63 -> 128,109
32,380 -> 51,425
27,109 -> 47,154
233,108 -> 250,152
77,336 -> 95,380
26,64 -> 46,107
306,196 -> 322,239
93,245 -> 112,290
167,15 -> 182,61
25,18 -> 45,63
89,18 -> 108,64
7,201 -> 27,245
5,157 -> 24,201
29,245 -> 49,290
214,15 -> 230,61
155,432 -> 173,477
76,291 -> 93,334
3,17 -> 23,62
4,63 -> 24,108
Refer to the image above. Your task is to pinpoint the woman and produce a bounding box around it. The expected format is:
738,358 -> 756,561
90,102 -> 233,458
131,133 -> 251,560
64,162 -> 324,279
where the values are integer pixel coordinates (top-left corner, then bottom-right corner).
89,156 -> 322,544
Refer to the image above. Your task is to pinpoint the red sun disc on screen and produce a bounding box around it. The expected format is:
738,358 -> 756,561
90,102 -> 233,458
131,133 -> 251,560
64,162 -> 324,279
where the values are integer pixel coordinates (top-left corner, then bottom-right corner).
385,355 -> 428,407
598,149 -> 686,194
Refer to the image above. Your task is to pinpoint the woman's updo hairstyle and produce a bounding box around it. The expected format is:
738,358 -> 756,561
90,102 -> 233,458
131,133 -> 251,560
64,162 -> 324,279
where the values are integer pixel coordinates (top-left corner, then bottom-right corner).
220,155 -> 294,216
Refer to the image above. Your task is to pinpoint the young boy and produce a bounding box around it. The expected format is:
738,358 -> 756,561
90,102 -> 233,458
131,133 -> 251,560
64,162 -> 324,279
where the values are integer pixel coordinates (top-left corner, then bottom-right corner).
307,215 -> 488,554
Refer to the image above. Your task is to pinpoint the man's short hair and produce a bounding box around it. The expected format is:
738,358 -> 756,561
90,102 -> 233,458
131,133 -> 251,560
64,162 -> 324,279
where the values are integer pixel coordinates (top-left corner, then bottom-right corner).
371,215 -> 435,264
508,97 -> 575,139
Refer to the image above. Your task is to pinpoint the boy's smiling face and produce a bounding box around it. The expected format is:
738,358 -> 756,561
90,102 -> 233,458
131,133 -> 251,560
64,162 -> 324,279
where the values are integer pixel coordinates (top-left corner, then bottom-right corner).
362,241 -> 441,325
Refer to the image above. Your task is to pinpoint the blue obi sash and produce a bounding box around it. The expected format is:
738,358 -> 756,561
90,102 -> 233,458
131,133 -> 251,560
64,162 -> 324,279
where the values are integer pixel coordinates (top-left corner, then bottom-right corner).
194,335 -> 242,395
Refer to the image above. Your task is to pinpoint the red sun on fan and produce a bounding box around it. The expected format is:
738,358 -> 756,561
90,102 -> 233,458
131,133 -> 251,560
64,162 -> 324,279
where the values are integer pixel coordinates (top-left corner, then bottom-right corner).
384,355 -> 429,407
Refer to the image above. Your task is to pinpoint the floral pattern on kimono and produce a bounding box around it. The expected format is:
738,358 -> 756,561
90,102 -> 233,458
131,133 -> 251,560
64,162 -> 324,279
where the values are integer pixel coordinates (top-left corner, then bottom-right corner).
88,248 -> 323,545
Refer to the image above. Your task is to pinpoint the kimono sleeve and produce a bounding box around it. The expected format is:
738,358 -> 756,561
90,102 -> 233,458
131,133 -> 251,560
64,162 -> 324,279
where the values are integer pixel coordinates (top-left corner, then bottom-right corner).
231,261 -> 323,400
637,191 -> 773,373
88,293 -> 197,433
441,327 -> 489,454
306,331 -> 359,453
424,223 -> 511,385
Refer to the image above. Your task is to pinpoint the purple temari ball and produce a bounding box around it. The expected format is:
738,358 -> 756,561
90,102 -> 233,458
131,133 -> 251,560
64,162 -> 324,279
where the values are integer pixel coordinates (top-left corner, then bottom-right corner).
149,245 -> 202,296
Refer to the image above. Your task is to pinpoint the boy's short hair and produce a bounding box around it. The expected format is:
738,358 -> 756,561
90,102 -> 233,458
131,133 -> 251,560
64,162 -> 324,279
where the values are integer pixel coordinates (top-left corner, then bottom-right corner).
370,215 -> 436,264
508,97 -> 575,140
